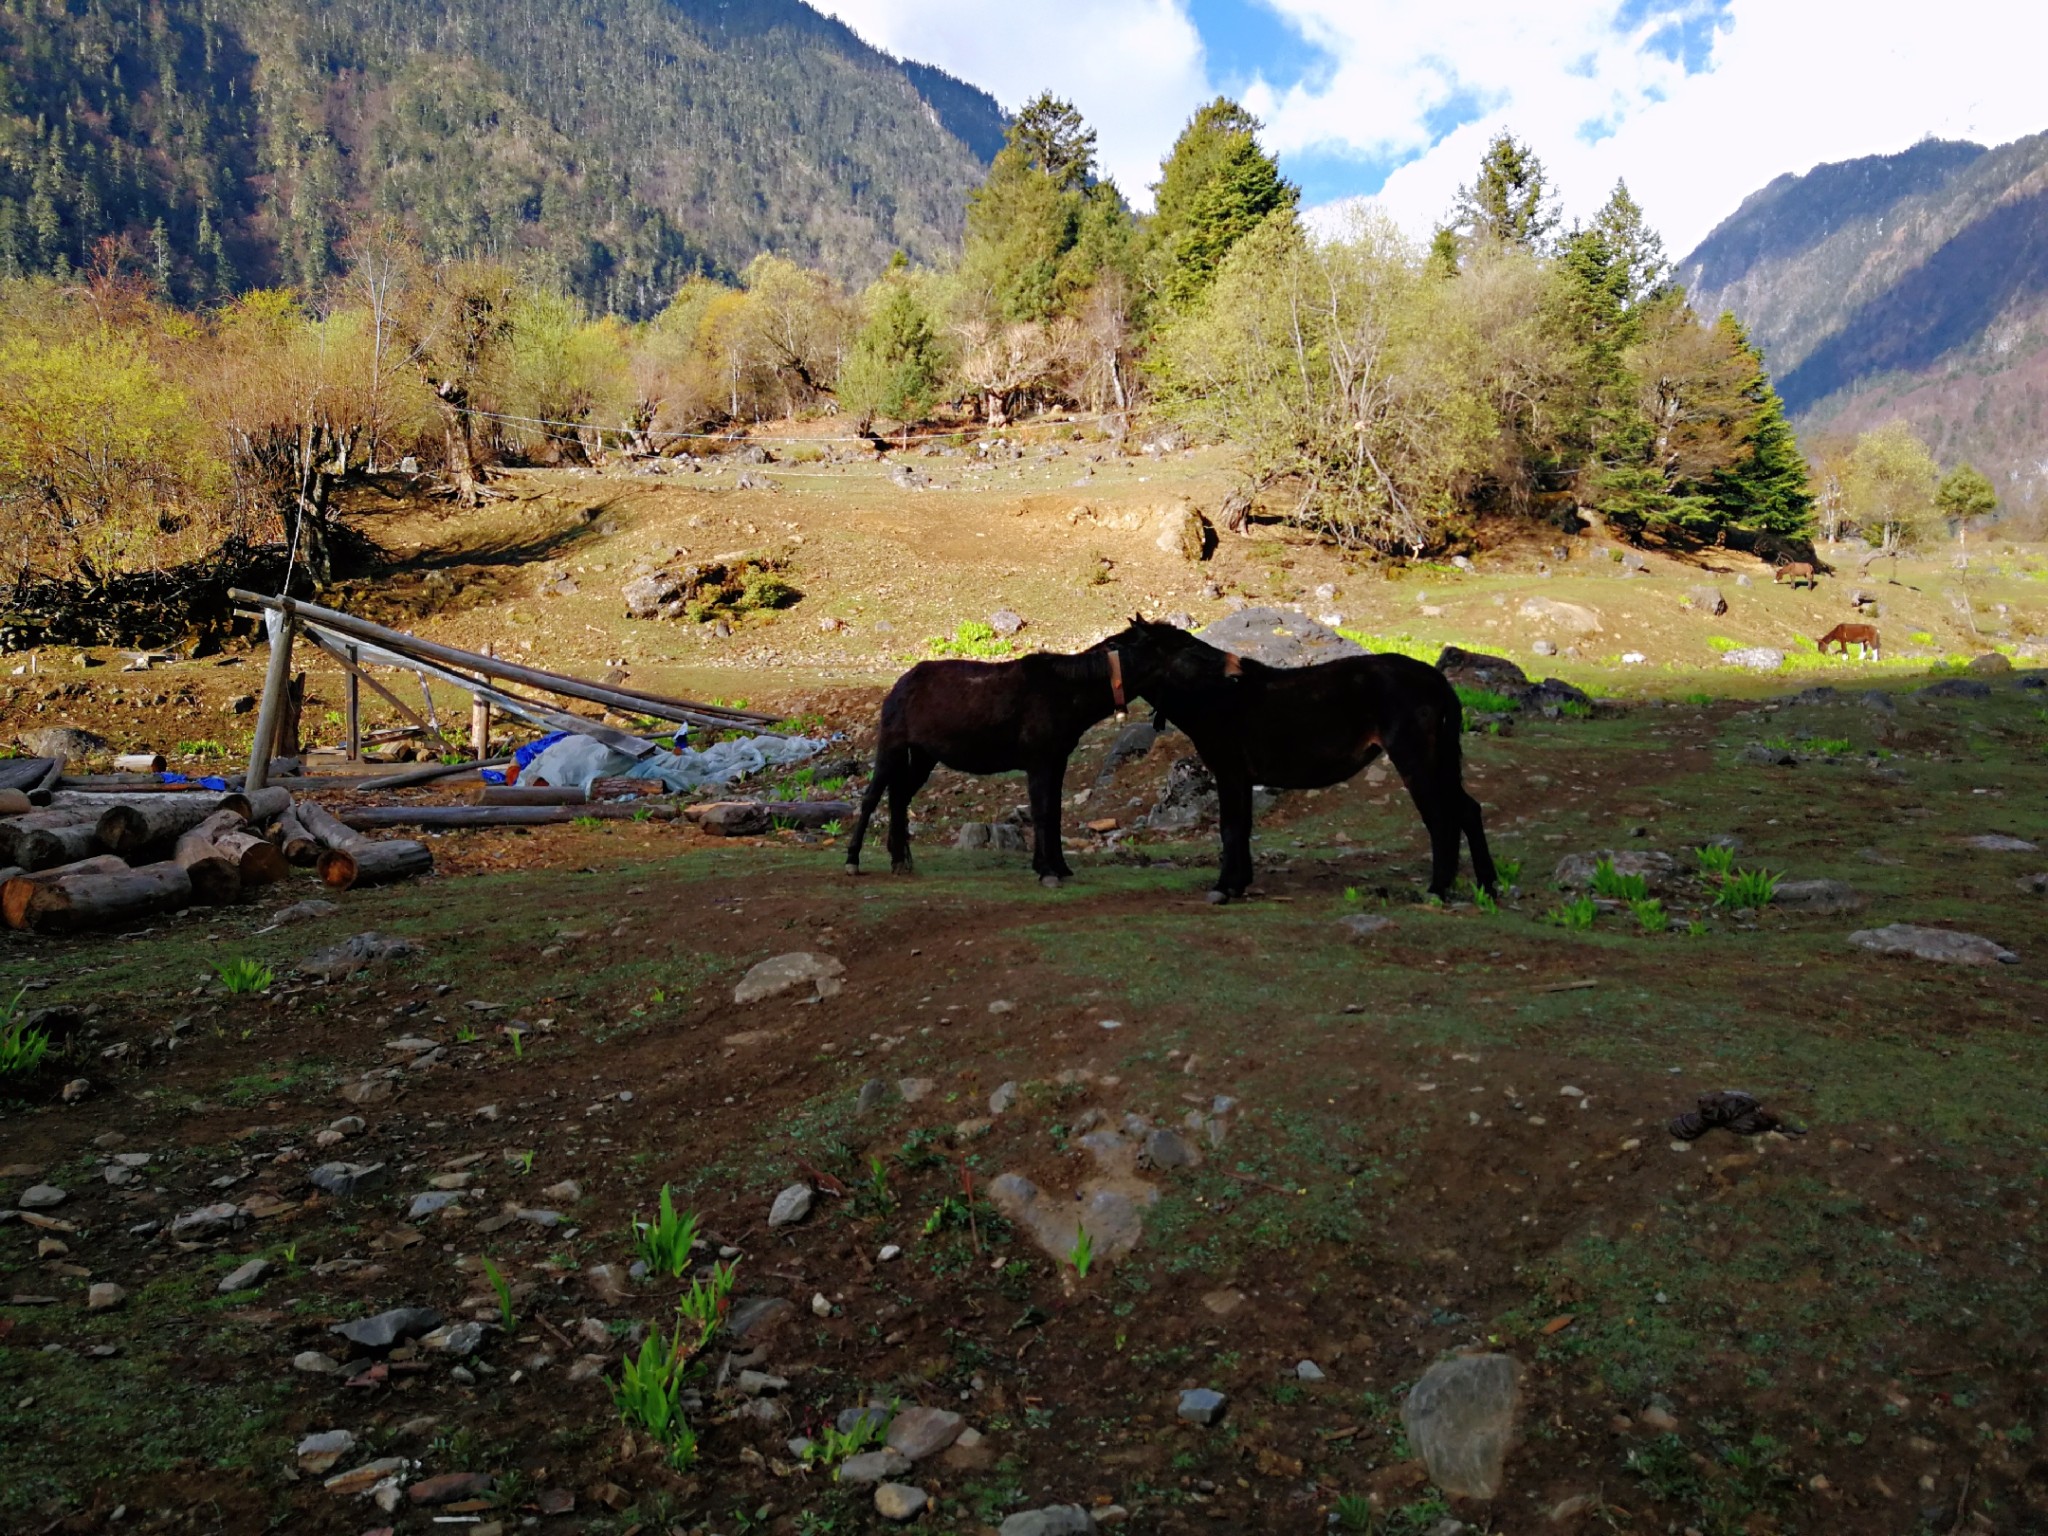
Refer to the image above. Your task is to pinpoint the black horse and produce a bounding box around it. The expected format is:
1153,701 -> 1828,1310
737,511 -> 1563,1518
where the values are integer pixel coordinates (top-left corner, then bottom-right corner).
845,643 -> 1138,886
1104,618 -> 1498,902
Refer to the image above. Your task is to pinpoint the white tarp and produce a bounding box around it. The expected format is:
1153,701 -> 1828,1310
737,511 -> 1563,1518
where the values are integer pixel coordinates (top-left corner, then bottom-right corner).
523,731 -> 827,794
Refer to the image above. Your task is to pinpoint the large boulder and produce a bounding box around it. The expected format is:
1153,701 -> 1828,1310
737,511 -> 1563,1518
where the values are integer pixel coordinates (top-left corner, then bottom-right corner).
734,952 -> 845,1004
1516,596 -> 1602,635
1686,586 -> 1729,616
1721,648 -> 1785,671
1154,503 -> 1217,562
1850,924 -> 2017,966
1198,607 -> 1365,669
1551,850 -> 1678,893
1144,756 -> 1219,832
1402,1353 -> 1521,1499
1435,647 -> 1530,692
1966,652 -> 2014,676
19,726 -> 108,764
621,572 -> 682,620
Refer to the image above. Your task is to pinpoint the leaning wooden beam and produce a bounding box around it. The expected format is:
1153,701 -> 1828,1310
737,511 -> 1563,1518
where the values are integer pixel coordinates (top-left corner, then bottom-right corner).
356,756 -> 511,792
7,860 -> 194,934
228,589 -> 778,731
245,606 -> 298,793
300,629 -> 437,738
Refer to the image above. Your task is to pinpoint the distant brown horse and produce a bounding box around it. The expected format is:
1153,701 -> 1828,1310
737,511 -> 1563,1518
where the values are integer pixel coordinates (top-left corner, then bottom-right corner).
1817,622 -> 1881,659
1775,562 -> 1818,589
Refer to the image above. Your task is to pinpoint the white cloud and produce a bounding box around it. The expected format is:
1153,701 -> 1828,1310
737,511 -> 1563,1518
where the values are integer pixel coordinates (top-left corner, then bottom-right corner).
821,0 -> 2045,252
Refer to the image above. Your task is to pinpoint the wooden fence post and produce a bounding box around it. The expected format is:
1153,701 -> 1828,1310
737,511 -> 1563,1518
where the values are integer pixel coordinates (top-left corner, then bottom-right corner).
245,605 -> 298,793
345,643 -> 360,761
471,643 -> 492,760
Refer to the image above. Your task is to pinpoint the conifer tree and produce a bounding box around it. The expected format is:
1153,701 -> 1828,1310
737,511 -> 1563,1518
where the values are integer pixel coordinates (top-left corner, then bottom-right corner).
1142,99 -> 1295,311
1451,131 -> 1559,252
1707,313 -> 1816,542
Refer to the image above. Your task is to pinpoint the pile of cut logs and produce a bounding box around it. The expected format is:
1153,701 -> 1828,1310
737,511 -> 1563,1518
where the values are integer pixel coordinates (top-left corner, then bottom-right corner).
0,786 -> 431,935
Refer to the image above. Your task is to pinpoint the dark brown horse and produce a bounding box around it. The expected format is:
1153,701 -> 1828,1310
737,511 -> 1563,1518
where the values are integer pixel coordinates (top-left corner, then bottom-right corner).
845,644 -> 1137,886
1104,618 -> 1498,902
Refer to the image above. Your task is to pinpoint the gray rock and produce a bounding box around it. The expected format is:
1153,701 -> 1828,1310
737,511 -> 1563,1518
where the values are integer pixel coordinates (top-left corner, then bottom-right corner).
1296,1359 -> 1326,1381
1143,1129 -> 1198,1170
1434,646 -> 1530,691
18,1184 -> 66,1210
837,1404 -> 892,1435
1965,834 -> 2038,852
2017,872 -> 2048,895
217,1258 -> 271,1293
768,1183 -> 814,1227
875,1483 -> 929,1522
420,1321 -> 486,1357
270,898 -> 340,927
1686,586 -> 1728,616
1516,596 -> 1603,635
1738,743 -> 1798,767
897,1077 -> 935,1103
299,932 -> 420,982
1177,1387 -> 1228,1425
310,1161 -> 387,1198
1721,647 -> 1784,672
954,822 -> 992,850
998,1508 -> 1094,1536
514,1208 -> 563,1228
725,1296 -> 796,1340
733,951 -> 844,1005
622,574 -> 682,620
1849,924 -> 2018,966
1338,913 -> 1394,938
1530,639 -> 1557,657
858,1078 -> 895,1113
330,1306 -> 443,1350
988,1080 -> 1019,1115
837,1449 -> 913,1485
170,1202 -> 246,1240
541,1179 -> 582,1204
1199,606 -> 1366,669
1859,690 -> 1898,714
408,1191 -> 461,1220
1550,850 -> 1678,892
296,1429 -> 356,1473
1919,678 -> 1991,700
989,608 -> 1027,636
20,725 -> 109,763
1966,651 -> 2013,676
886,1406 -> 964,1460
88,1282 -> 126,1311
1092,720 -> 1158,787
737,1369 -> 788,1396
1402,1352 -> 1521,1499
293,1350 -> 342,1375
1145,755 -> 1219,832
1769,879 -> 1864,915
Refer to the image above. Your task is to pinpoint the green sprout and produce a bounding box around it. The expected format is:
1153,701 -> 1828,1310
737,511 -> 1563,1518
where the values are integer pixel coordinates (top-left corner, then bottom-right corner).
1717,867 -> 1782,911
632,1185 -> 700,1278
213,958 -> 274,995
1547,896 -> 1598,932
480,1255 -> 515,1331
1589,857 -> 1648,903
1069,1226 -> 1094,1279
1695,844 -> 1736,881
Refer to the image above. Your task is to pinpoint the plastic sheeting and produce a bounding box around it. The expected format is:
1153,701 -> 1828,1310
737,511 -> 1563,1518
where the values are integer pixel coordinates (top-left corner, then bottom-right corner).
521,730 -> 827,794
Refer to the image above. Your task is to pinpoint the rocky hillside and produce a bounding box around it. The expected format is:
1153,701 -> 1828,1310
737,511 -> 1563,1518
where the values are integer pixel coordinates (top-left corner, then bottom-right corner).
1677,131 -> 2048,509
0,0 -> 1004,311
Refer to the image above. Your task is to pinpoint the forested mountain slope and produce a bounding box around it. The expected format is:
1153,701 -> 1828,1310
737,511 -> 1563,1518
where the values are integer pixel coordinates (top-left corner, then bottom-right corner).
1678,131 -> 2048,505
0,0 -> 1004,311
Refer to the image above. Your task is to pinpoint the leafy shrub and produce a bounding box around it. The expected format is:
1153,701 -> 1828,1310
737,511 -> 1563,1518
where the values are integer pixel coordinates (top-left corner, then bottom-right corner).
1453,685 -> 1519,714
1695,844 -> 1735,881
925,621 -> 1011,659
738,574 -> 799,611
0,991 -> 50,1078
1632,897 -> 1670,934
1589,857 -> 1648,903
213,958 -> 273,994
633,1185 -> 699,1278
1547,896 -> 1597,931
1716,867 -> 1781,911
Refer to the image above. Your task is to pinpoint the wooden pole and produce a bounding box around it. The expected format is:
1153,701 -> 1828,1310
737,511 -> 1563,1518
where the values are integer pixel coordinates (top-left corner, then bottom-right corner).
471,642 -> 492,760
245,605 -> 298,794
345,643 -> 361,761
337,802 -> 679,830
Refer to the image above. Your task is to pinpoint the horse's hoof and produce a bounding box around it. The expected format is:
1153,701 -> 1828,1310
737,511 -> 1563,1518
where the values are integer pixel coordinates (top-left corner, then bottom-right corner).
1206,889 -> 1231,905
843,864 -> 862,877
1040,875 -> 1063,889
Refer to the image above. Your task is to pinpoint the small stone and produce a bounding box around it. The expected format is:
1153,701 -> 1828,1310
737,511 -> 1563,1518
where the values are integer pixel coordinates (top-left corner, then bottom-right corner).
87,1282 -> 126,1311
1338,913 -> 1394,938
566,1355 -> 607,1382
1296,1359 -> 1325,1381
838,1404 -> 891,1435
886,1405 -> 965,1460
1402,1353 -> 1520,1499
18,1185 -> 66,1210
331,1306 -> 442,1350
811,1291 -> 833,1317
323,1457 -> 407,1496
1849,923 -> 2018,966
586,1263 -> 631,1305
874,1482 -> 928,1521
879,1244 -> 902,1262
408,1192 -> 461,1220
218,1258 -> 270,1293
297,1429 -> 356,1473
427,1171 -> 473,1191
409,1471 -> 493,1506
769,1183 -> 814,1226
1144,1128 -> 1198,1170
897,1077 -> 935,1103
1177,1387 -> 1227,1425
858,1078 -> 895,1113
733,951 -> 845,1005
988,1080 -> 1019,1115
1201,1288 -> 1245,1317
540,1180 -> 581,1203
998,1505 -> 1094,1536
1640,1404 -> 1679,1432
293,1350 -> 342,1375
1548,1493 -> 1595,1524
738,1370 -> 788,1396
419,1322 -> 485,1357
309,1162 -> 387,1198
837,1449 -> 912,1484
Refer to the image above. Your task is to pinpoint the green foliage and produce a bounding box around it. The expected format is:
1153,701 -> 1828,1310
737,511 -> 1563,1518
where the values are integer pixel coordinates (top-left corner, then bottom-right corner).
925,621 -> 1011,659
1547,896 -> 1598,931
1589,857 -> 1649,902
1069,1226 -> 1094,1278
1695,844 -> 1736,881
1632,898 -> 1670,934
1845,421 -> 1939,553
612,1330 -> 700,1470
838,275 -> 947,423
807,1415 -> 885,1468
0,991 -> 50,1078
1452,131 -> 1560,252
736,574 -> 799,612
1453,684 -> 1520,715
212,958 -> 273,995
1716,868 -> 1782,911
1495,858 -> 1523,888
1935,462 -> 1997,522
1144,99 -> 1297,312
480,1255 -> 515,1331
632,1186 -> 700,1279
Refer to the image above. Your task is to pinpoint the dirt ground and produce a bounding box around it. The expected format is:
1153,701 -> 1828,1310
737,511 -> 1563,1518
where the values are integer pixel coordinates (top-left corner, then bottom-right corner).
2,444 -> 2047,1536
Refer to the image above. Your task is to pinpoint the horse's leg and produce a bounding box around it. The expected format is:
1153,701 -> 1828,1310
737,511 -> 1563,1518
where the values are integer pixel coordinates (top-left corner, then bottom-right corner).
1384,729 -> 1465,897
1210,773 -> 1255,902
844,748 -> 894,874
1026,761 -> 1072,885
1461,789 -> 1499,894
886,748 -> 936,874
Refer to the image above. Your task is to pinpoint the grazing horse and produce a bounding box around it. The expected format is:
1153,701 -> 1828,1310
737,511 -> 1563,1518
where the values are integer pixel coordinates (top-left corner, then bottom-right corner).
1817,622 -> 1881,659
1104,618 -> 1498,902
845,644 -> 1138,886
1774,561 -> 1818,589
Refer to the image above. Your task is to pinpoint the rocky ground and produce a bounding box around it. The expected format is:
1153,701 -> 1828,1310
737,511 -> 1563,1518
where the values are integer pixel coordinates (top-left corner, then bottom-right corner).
1,450 -> 2046,1536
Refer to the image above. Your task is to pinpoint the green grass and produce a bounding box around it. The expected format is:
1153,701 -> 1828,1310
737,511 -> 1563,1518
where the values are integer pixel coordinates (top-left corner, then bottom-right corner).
924,620 -> 1011,659
1453,684 -> 1520,715
0,990 -> 49,1078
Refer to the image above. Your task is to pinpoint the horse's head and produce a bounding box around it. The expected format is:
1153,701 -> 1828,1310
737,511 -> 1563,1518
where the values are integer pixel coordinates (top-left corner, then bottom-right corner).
1099,614 -> 1241,701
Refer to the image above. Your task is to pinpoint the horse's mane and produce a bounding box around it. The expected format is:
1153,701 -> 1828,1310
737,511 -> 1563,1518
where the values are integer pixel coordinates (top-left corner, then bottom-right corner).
1044,649 -> 1110,684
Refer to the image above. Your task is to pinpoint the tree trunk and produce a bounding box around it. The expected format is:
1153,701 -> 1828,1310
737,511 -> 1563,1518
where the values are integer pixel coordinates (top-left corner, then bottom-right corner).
293,799 -> 361,853
476,785 -> 587,806
214,828 -> 288,885
8,860 -> 194,934
1,854 -> 133,928
434,380 -> 485,507
276,809 -> 318,865
174,809 -> 249,905
318,838 -> 433,891
242,786 -> 295,826
94,793 -> 253,857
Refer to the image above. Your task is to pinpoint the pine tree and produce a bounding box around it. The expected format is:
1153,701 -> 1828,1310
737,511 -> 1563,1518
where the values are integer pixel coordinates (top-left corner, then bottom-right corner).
1706,314 -> 1815,542
838,277 -> 945,424
1007,93 -> 1097,192
1588,180 -> 1668,310
1143,98 -> 1295,311
1935,463 -> 1997,521
1451,131 -> 1559,252
963,96 -> 1131,323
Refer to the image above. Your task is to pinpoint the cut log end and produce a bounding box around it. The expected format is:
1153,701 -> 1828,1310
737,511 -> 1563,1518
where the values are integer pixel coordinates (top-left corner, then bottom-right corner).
319,839 -> 432,891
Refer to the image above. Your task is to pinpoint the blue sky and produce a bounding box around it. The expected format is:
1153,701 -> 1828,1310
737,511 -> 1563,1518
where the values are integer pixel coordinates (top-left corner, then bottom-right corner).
821,0 -> 2043,253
